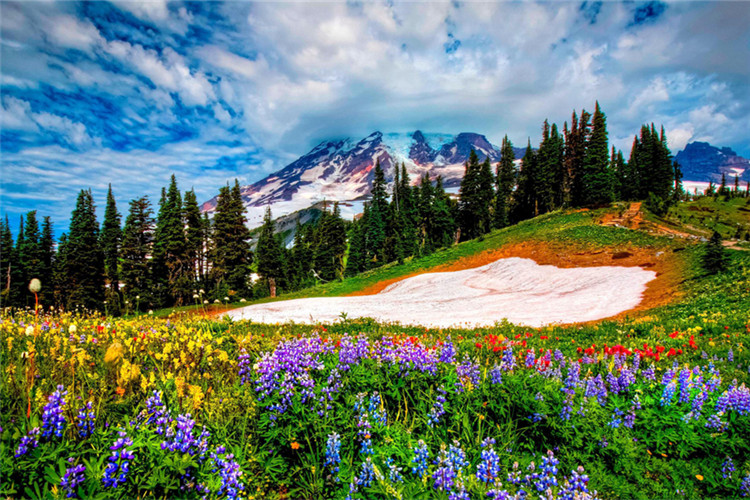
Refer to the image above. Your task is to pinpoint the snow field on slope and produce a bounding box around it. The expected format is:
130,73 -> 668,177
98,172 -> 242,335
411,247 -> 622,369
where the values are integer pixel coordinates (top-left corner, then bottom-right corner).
226,257 -> 656,328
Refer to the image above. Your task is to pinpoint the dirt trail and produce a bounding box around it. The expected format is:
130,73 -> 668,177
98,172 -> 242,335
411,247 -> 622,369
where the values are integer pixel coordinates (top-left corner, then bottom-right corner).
350,239 -> 685,323
599,202 -> 696,239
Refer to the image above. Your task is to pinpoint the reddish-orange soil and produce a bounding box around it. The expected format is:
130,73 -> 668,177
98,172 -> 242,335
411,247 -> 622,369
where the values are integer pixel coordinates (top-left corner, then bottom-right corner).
349,239 -> 686,323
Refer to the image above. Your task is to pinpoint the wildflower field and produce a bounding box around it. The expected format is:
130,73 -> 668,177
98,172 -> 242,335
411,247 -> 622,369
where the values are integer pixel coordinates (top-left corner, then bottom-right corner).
1,249 -> 749,499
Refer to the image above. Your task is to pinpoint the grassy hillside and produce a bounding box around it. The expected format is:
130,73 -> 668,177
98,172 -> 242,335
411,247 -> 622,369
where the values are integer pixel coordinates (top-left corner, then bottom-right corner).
666,196 -> 750,242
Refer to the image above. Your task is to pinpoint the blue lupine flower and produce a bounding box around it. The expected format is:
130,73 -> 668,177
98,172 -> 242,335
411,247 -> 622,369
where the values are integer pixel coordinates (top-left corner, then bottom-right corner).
722,457 -> 735,479
411,440 -> 429,478
324,432 -> 341,479
385,457 -> 403,483
77,401 -> 95,438
15,427 -> 40,457
237,348 -> 251,385
741,473 -> 750,497
728,348 -> 734,363
490,364 -> 503,385
61,459 -> 86,498
608,408 -> 624,429
476,438 -> 500,484
432,445 -> 457,492
210,447 -> 245,499
358,458 -> 375,488
456,356 -> 480,391
439,337 -> 456,364
428,386 -> 447,427
102,430 -> 135,488
524,350 -> 535,368
41,385 -> 67,440
660,380 -> 677,407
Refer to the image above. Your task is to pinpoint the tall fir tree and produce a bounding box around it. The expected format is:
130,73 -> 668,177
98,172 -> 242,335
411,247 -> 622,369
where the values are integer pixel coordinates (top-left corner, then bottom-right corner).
494,136 -> 516,229
52,233 -> 69,308
580,102 -> 613,206
209,181 -> 252,297
101,185 -> 122,315
568,109 -> 591,206
364,160 -> 388,267
314,203 -> 347,280
121,197 -> 155,312
256,206 -> 285,296
513,140 -> 538,221
39,217 -> 55,306
0,216 -> 14,307
183,189 -> 204,288
66,189 -> 105,311
20,211 -> 43,294
153,175 -> 188,305
345,215 -> 366,277
11,216 -> 26,306
458,149 -> 488,240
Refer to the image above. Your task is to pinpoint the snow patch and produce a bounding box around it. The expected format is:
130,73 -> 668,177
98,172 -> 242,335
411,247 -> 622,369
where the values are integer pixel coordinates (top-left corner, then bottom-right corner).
226,257 -> 656,328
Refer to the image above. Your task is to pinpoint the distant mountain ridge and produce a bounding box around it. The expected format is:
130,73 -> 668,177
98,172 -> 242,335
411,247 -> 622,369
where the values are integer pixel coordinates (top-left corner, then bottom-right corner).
202,131 -> 526,228
676,142 -> 749,184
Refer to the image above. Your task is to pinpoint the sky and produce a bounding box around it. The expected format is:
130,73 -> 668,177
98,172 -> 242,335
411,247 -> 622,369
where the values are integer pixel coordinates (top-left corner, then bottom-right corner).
1,0 -> 749,235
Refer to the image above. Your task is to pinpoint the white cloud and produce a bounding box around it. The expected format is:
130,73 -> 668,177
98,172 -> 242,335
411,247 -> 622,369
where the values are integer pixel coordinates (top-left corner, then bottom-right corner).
44,14 -> 103,51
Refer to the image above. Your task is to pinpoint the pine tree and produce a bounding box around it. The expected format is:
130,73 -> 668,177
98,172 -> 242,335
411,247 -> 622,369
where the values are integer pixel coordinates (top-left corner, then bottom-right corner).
493,136 -> 516,229
53,233 -> 69,308
121,197 -> 155,312
513,141 -> 538,221
39,217 -> 54,306
477,157 -> 495,235
458,149 -> 484,240
20,211 -> 43,292
718,174 -> 727,198
0,216 -> 14,307
568,110 -> 591,207
432,176 -> 457,248
183,189 -> 204,289
11,216 -> 26,306
66,189 -> 105,311
153,175 -> 188,305
209,181 -> 252,297
702,230 -> 729,274
256,206 -> 284,297
581,102 -> 613,206
101,185 -> 122,315
314,203 -> 347,280
365,160 -> 388,267
345,216 -> 366,277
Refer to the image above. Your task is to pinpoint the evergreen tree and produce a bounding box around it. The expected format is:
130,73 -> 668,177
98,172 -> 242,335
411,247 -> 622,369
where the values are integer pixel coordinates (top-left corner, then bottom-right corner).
0,216 -> 14,307
580,102 -> 613,206
183,189 -> 204,289
567,110 -> 591,206
20,211 -> 43,292
39,217 -> 54,306
314,203 -> 347,280
493,136 -> 516,229
66,189 -> 104,311
673,161 -> 684,202
209,181 -> 253,297
536,120 -> 562,213
513,141 -> 538,221
477,157 -> 495,235
53,233 -> 69,308
458,149 -> 487,240
11,216 -> 26,306
154,175 -> 188,305
101,185 -> 122,315
364,160 -> 388,267
345,216 -> 366,277
718,174 -> 728,198
256,206 -> 284,296
121,197 -> 155,312
432,176 -> 457,248
291,222 -> 316,286
702,230 -> 729,274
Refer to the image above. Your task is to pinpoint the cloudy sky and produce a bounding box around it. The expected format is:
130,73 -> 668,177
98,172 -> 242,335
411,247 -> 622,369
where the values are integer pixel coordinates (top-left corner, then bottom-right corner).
1,0 -> 748,234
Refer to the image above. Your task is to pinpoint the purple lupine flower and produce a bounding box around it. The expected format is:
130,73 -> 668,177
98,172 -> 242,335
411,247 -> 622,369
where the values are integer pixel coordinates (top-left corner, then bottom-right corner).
102,430 -> 135,488
705,413 -> 727,432
456,356 -> 480,391
608,408 -> 624,429
741,473 -> 750,497
385,457 -> 403,483
210,447 -> 245,499
524,349 -> 535,369
237,348 -> 251,385
411,440 -> 429,478
15,427 -> 40,457
61,459 -> 86,498
660,380 -> 677,407
476,438 -> 500,484
428,386 -> 447,427
490,364 -> 503,385
563,361 -> 580,396
678,368 -> 692,404
722,457 -> 735,479
77,401 -> 95,438
358,458 -> 375,488
560,394 -> 574,421
502,346 -> 516,371
716,382 -> 750,416
142,390 -> 170,434
42,385 -> 67,440
432,445 -> 458,492
728,348 -> 734,363
624,395 -> 641,428
324,432 -> 341,479
439,337 -> 456,364
642,364 -> 656,381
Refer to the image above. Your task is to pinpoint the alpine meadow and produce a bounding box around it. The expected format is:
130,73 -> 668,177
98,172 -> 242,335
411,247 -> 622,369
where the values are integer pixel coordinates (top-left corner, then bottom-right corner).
1,1 -> 749,500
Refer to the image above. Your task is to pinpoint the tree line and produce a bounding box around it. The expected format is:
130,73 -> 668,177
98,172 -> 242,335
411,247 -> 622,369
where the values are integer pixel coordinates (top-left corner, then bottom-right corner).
1,102 -> 703,312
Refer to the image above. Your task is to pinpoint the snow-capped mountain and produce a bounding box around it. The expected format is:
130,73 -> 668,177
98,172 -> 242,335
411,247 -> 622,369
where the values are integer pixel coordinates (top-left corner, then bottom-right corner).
202,131 -> 525,228
676,142 -> 749,183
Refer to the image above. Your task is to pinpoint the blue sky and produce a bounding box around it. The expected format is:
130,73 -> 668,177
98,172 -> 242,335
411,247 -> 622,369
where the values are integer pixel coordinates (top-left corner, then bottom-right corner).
1,1 -> 748,235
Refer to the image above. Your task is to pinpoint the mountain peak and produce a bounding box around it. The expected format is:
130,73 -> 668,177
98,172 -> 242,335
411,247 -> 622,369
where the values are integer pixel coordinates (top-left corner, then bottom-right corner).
676,141 -> 749,183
